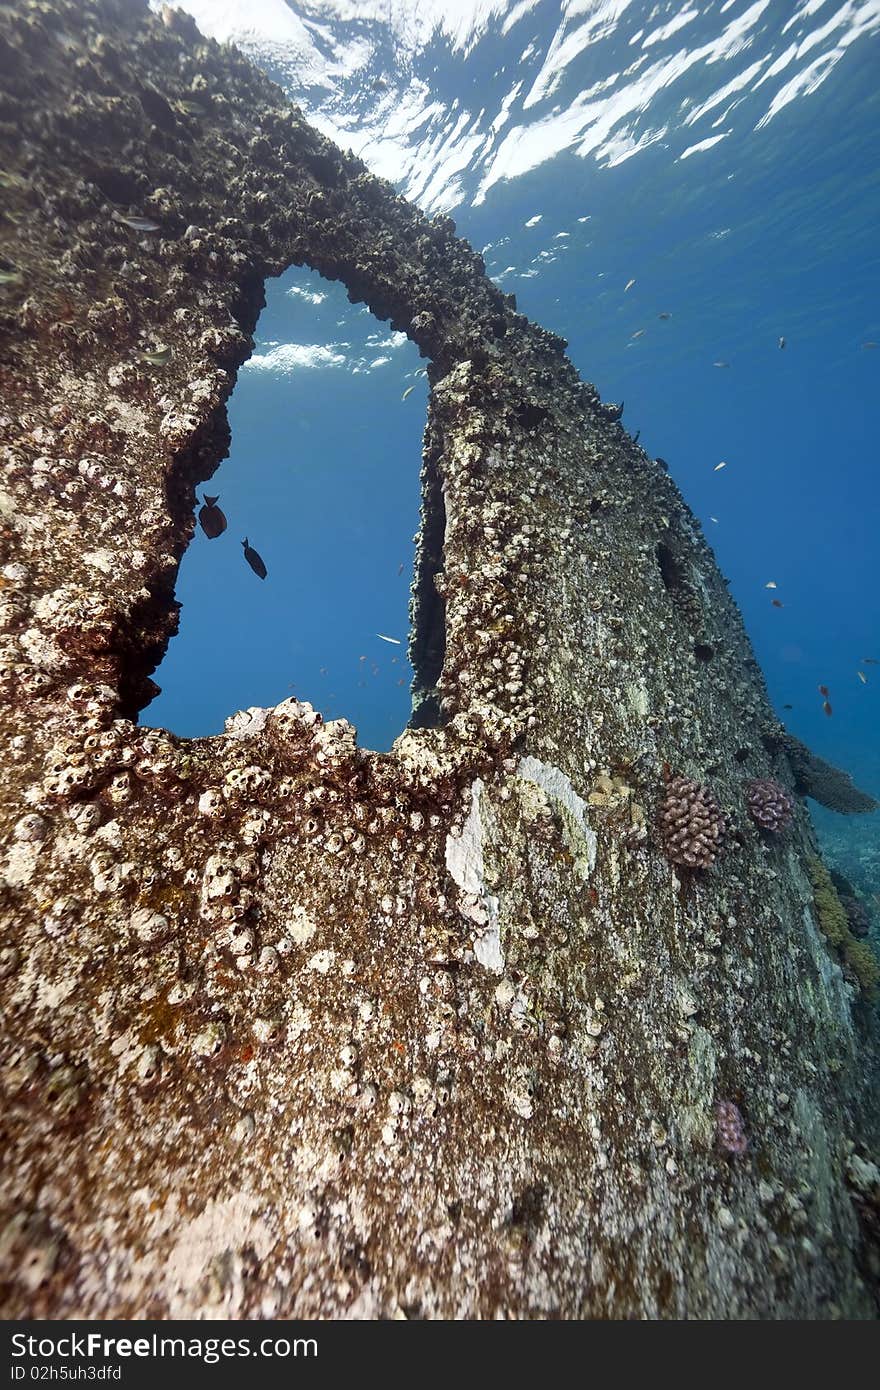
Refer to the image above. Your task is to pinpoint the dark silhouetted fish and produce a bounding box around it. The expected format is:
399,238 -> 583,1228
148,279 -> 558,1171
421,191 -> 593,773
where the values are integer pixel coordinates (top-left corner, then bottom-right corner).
655,457 -> 669,471
823,700 -> 833,717
782,703 -> 793,710
632,429 -> 640,443
242,538 -> 267,579
198,494 -> 227,539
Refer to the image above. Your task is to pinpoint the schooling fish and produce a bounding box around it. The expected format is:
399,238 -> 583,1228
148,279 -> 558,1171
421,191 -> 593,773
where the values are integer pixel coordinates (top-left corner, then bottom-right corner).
857,670 -> 868,684
198,494 -> 227,539
778,336 -> 786,349
713,360 -> 731,368
863,657 -> 879,664
631,329 -> 646,340
140,346 -> 171,366
401,385 -> 415,401
818,684 -> 830,698
782,703 -> 794,710
771,599 -> 784,607
766,581 -> 777,589
242,538 -> 267,579
655,457 -> 669,471
377,634 -> 401,645
823,700 -> 833,717
624,278 -> 636,292
658,312 -> 671,320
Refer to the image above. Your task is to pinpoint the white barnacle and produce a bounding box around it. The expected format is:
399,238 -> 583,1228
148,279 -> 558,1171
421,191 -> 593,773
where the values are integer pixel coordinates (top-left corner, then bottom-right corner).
129,907 -> 171,945
197,787 -> 225,818
191,1021 -> 226,1057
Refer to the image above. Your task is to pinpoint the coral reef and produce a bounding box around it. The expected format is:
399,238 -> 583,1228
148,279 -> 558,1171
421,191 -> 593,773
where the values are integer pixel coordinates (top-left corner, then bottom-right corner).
772,733 -> 878,814
657,775 -> 726,869
807,856 -> 880,996
746,777 -> 794,833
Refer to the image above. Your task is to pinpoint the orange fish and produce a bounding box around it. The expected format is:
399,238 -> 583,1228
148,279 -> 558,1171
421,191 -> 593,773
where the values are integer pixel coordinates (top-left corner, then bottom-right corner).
823,700 -> 832,717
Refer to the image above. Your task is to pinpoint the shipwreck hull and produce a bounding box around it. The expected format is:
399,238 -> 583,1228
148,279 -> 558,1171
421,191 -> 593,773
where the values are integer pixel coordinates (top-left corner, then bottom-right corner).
0,0 -> 877,1318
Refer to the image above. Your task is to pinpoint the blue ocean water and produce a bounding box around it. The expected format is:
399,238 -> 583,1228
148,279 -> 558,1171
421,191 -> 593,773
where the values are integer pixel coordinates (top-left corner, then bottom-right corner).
146,1 -> 879,906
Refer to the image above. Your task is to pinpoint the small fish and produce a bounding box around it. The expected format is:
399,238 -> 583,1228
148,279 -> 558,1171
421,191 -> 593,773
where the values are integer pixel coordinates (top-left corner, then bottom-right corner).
397,562 -> 404,576
713,360 -> 730,368
630,328 -> 646,339
857,670 -> 867,684
863,657 -> 878,664
655,457 -> 669,471
714,461 -> 727,471
175,99 -> 203,115
111,211 -> 161,233
198,494 -> 226,539
861,341 -> 878,349
0,170 -> 26,190
709,516 -> 719,523
771,599 -> 784,608
778,336 -> 786,349
401,385 -> 415,401
140,347 -> 171,366
241,538 -> 267,579
377,634 -> 401,645
823,700 -> 833,717
658,312 -> 671,320
624,278 -> 636,292
0,269 -> 23,286
818,685 -> 830,698
632,429 -> 640,443
782,703 -> 793,710
765,581 -> 777,589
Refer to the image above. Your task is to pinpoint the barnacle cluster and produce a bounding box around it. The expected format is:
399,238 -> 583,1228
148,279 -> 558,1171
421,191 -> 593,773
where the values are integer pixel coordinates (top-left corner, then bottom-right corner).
657,775 -> 726,869
746,776 -> 794,833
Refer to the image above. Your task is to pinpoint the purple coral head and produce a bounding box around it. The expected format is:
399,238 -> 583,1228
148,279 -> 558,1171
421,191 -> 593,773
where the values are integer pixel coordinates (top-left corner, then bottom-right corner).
746,777 -> 794,833
658,774 -> 726,869
715,1099 -> 748,1157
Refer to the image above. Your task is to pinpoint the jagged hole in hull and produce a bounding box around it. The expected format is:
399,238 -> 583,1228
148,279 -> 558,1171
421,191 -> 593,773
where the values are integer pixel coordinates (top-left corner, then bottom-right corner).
144,266 -> 426,752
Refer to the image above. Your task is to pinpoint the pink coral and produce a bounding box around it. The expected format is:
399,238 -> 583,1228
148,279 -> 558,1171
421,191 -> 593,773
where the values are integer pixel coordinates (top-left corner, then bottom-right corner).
715,1099 -> 748,1156
746,777 -> 794,833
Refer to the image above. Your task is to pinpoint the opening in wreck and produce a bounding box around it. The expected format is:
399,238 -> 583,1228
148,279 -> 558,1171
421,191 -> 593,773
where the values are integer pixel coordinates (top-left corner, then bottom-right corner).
144,265 -> 435,753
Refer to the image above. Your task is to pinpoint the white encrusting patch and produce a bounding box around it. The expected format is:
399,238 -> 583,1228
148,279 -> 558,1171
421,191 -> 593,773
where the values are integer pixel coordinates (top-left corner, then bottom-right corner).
517,755 -> 597,878
445,779 -> 503,973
